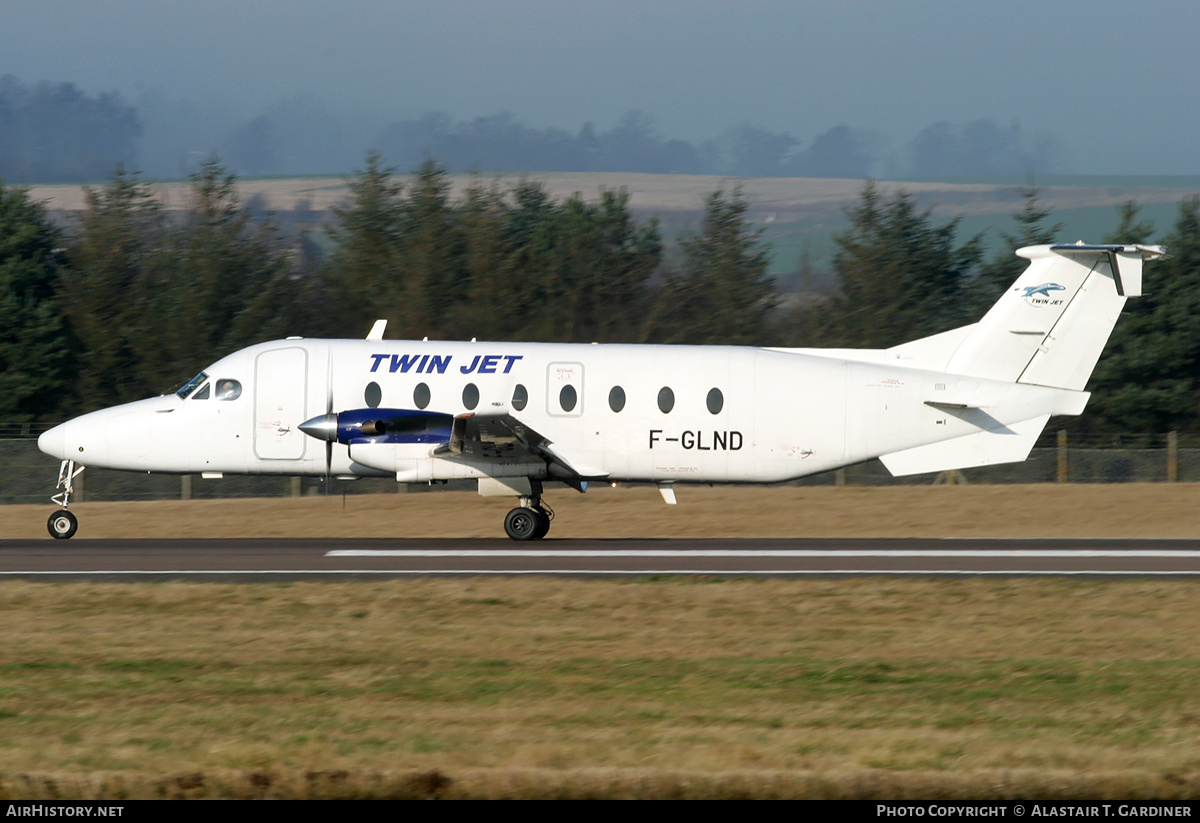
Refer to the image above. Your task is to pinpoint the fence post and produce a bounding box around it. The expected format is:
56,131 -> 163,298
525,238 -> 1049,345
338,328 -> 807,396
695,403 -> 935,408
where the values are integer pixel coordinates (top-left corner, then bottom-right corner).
1167,431 -> 1178,482
181,475 -> 192,500
1057,430 -> 1068,483
291,476 -> 301,497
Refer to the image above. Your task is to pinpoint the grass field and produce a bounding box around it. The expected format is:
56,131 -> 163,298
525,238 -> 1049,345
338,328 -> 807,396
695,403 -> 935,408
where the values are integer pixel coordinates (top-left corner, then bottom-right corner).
3,482 -> 1200,539
0,484 -> 1198,798
0,577 -> 1197,799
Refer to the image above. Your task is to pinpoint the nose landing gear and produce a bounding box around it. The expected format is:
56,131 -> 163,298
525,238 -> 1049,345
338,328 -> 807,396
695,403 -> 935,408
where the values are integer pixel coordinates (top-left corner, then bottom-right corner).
47,460 -> 84,539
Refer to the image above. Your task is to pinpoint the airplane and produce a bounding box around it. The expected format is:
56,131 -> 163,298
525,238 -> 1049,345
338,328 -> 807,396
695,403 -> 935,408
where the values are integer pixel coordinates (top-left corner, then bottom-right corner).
37,243 -> 1164,541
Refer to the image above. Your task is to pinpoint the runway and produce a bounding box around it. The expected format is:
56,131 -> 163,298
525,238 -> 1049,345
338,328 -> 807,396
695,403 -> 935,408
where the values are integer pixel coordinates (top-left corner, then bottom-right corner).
1,538 -> 1199,579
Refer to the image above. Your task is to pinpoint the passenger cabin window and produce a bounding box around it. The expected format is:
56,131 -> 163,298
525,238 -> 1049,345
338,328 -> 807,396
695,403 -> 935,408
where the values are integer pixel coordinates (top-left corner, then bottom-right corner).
191,383 -> 211,400
414,382 -> 431,410
559,384 -> 578,413
657,386 -> 674,414
609,386 -> 626,413
364,381 -> 381,408
512,384 -> 528,411
216,379 -> 242,401
463,383 -> 480,410
706,387 -> 723,415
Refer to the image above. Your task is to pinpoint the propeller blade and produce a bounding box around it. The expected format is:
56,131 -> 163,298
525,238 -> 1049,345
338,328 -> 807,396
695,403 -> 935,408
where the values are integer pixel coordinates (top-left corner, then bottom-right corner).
325,355 -> 334,488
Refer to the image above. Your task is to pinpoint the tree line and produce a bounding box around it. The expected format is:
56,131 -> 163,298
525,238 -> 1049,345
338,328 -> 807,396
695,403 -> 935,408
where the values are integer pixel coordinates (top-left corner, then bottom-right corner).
3,73 -> 1061,182
0,76 -> 141,184
1,155 -> 1197,437
367,112 -> 1056,181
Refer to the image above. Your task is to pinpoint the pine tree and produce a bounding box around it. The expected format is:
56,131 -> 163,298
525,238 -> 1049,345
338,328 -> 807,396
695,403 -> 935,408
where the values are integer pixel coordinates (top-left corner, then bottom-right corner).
446,176 -> 515,340
325,158 -> 664,343
138,158 -> 295,388
395,158 -> 462,338
817,181 -> 981,348
653,186 -> 773,344
499,179 -> 561,340
0,180 -> 68,421
1082,198 -> 1200,434
964,186 -> 1062,316
63,161 -> 319,404
62,168 -> 168,408
540,189 -> 661,343
1106,200 -> 1156,245
326,154 -> 467,338
325,151 -> 408,334
581,188 -> 661,342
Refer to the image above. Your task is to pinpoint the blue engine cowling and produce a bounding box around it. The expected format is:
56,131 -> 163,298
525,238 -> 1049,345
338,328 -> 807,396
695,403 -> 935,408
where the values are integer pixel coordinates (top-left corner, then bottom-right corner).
299,408 -> 453,446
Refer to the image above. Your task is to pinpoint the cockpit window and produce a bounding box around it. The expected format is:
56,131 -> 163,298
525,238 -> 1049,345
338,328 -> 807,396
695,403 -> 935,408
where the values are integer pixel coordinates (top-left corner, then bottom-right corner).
191,383 -> 211,400
176,371 -> 208,399
215,379 -> 242,401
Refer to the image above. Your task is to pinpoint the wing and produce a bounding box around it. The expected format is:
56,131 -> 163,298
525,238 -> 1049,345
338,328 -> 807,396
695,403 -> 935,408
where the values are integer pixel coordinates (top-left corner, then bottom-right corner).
440,412 -> 608,484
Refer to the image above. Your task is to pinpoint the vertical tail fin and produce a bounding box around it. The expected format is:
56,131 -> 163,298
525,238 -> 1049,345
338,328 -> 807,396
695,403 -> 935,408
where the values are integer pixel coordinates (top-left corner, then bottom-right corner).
877,244 -> 1162,478
944,244 -> 1164,390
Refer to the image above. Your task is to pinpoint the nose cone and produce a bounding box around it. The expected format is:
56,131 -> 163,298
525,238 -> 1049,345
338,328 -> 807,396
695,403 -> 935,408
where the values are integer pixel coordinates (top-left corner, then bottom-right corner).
299,412 -> 338,442
38,423 -> 67,460
35,398 -> 166,470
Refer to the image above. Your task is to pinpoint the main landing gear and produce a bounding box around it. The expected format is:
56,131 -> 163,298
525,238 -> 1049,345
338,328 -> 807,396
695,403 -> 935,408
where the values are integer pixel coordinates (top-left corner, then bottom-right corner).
47,460 -> 84,539
504,495 -> 553,541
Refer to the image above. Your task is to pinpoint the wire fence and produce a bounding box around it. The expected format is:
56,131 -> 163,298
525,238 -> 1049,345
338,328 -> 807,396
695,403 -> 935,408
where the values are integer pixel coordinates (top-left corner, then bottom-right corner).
2,428 -> 1199,505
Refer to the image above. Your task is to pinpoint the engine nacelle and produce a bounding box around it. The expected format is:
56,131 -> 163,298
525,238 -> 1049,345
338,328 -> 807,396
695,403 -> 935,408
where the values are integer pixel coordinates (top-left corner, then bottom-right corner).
299,408 -> 453,446
348,442 -> 438,481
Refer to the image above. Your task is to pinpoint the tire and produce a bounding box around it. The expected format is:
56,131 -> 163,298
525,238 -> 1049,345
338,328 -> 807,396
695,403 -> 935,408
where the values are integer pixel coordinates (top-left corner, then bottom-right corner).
504,507 -> 540,541
532,507 -> 551,540
48,510 -> 78,540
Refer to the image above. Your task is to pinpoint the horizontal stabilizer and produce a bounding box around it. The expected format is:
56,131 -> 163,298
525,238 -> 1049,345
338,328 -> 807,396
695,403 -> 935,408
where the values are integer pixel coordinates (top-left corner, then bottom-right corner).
1049,244 -> 1160,297
879,414 -> 1049,477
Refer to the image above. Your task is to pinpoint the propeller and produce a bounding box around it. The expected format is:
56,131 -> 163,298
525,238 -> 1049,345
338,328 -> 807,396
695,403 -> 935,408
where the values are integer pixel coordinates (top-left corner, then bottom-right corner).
324,354 -> 333,487
296,352 -> 337,491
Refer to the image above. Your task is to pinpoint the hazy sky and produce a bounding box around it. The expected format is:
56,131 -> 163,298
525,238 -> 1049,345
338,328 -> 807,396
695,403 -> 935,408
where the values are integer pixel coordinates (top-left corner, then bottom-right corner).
6,0 -> 1198,174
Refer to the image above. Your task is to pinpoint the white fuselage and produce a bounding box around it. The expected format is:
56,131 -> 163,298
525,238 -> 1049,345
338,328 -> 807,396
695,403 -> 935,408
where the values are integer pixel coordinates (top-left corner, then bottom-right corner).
39,338 -> 1077,485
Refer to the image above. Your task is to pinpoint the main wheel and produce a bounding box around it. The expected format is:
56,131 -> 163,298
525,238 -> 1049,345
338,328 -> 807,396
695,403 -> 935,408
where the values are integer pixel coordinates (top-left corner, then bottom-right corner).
48,510 -> 78,540
532,507 -> 551,540
504,507 -> 541,541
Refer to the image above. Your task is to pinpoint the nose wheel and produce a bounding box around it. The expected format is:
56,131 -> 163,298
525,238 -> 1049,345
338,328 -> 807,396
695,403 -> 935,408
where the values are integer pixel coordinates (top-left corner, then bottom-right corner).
48,510 -> 78,540
47,459 -> 84,540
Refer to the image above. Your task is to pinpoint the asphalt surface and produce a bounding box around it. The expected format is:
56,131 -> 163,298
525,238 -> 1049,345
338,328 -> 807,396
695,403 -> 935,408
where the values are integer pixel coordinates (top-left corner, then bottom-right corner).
1,538 -> 1199,579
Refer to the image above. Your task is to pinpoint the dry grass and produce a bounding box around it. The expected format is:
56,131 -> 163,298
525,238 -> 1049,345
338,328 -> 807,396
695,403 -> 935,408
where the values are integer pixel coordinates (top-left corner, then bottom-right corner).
1,482 -> 1199,539
26,173 -> 1189,217
2,768 -> 1196,800
0,577 -> 1198,797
